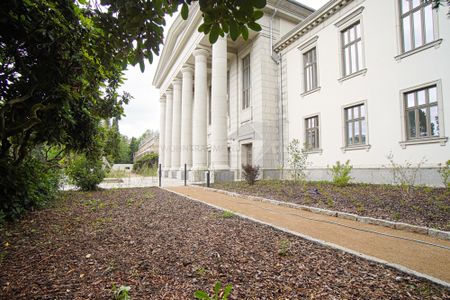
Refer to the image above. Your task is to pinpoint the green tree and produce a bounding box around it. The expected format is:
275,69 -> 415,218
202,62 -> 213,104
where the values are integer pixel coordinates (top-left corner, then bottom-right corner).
129,137 -> 139,162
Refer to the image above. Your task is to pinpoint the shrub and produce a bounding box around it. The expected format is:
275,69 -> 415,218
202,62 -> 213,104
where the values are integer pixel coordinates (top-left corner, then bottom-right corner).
242,164 -> 260,185
112,284 -> 131,300
66,154 -> 105,191
386,153 -> 426,193
0,156 -> 62,220
194,281 -> 233,300
329,160 -> 353,187
133,153 -> 158,172
438,160 -> 450,188
287,139 -> 308,182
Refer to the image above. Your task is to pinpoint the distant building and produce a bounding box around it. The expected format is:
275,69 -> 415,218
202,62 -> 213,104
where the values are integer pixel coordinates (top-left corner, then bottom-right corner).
134,134 -> 159,161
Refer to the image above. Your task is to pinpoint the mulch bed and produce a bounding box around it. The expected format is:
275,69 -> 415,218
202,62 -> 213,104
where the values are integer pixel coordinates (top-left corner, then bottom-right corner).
212,181 -> 450,231
0,187 -> 448,299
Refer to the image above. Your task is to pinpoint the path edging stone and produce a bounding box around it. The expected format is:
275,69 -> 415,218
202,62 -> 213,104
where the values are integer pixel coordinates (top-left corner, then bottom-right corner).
164,187 -> 450,289
198,186 -> 450,241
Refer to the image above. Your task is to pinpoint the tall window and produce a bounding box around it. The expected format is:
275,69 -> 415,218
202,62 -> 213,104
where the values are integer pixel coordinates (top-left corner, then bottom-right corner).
345,104 -> 367,146
303,48 -> 318,92
242,54 -> 251,109
341,22 -> 363,77
400,0 -> 434,53
305,116 -> 319,150
404,85 -> 439,139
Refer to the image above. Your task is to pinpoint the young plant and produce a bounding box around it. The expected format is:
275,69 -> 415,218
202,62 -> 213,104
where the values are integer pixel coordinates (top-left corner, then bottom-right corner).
329,160 -> 353,187
112,284 -> 131,300
242,164 -> 260,185
386,153 -> 426,194
287,139 -> 309,182
220,211 -> 235,218
438,160 -> 450,188
278,239 -> 290,256
194,281 -> 233,300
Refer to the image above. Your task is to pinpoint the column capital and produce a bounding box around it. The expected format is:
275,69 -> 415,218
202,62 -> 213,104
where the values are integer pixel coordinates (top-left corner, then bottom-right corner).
181,65 -> 194,75
165,89 -> 173,97
172,78 -> 182,87
193,48 -> 210,58
159,95 -> 166,103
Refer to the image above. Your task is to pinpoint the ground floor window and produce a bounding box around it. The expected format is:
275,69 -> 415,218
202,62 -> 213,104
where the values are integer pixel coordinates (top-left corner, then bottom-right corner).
241,143 -> 253,166
344,103 -> 366,146
305,115 -> 319,150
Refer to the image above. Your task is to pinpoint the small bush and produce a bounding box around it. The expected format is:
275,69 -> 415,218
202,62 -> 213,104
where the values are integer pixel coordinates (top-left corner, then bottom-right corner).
386,153 -> 426,193
438,160 -> 450,188
112,284 -> 131,300
287,139 -> 309,182
194,281 -> 233,300
329,160 -> 353,187
66,154 -> 105,191
0,157 -> 62,220
242,164 -> 260,185
133,153 -> 158,173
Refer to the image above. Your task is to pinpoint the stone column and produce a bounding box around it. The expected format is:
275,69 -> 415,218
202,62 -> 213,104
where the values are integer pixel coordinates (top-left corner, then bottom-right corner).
192,49 -> 209,170
158,95 -> 166,168
211,36 -> 229,170
171,78 -> 182,171
164,89 -> 173,173
180,66 -> 194,170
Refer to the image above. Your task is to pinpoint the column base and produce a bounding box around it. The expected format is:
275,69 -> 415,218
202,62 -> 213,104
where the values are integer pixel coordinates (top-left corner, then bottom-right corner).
212,170 -> 235,183
189,169 -> 208,183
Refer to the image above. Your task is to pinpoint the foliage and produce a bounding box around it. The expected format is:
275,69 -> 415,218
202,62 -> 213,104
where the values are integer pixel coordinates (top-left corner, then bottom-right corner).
66,154 -> 105,191
194,281 -> 233,300
329,160 -> 353,187
287,139 -> 309,182
386,153 -> 426,194
242,164 -> 260,185
438,160 -> 450,188
112,284 -> 131,300
0,155 -> 62,220
278,239 -> 290,257
128,137 -> 139,162
220,211 -> 235,218
133,153 -> 159,173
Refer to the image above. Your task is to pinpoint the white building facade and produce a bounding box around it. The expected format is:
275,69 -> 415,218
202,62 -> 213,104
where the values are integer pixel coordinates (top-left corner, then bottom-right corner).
155,0 -> 449,185
276,0 -> 449,185
154,0 -> 313,181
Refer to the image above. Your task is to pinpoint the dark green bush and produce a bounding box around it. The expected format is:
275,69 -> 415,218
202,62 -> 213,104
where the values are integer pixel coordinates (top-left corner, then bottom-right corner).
133,152 -> 158,172
66,154 -> 105,191
0,157 -> 62,220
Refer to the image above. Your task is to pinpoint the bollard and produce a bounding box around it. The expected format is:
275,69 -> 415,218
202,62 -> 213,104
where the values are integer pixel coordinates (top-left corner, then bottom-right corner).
184,164 -> 187,186
158,163 -> 162,187
206,170 -> 210,187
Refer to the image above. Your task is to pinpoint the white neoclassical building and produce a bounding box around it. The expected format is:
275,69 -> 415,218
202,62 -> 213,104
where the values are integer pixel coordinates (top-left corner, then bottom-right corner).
154,0 -> 313,181
155,0 -> 449,185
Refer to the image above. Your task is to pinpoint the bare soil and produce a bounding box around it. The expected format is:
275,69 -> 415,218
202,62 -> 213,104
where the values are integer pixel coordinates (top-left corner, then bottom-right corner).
0,188 -> 448,299
212,181 -> 450,231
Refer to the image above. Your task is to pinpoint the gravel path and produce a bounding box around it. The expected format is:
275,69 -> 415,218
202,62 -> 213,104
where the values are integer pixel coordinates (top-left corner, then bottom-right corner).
0,188 -> 448,299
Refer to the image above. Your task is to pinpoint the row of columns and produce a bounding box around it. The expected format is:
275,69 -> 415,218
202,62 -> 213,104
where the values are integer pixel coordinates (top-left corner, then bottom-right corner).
158,36 -> 229,173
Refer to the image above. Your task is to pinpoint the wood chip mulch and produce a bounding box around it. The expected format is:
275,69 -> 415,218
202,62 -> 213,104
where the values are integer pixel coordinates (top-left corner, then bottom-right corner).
212,181 -> 450,231
0,187 -> 448,299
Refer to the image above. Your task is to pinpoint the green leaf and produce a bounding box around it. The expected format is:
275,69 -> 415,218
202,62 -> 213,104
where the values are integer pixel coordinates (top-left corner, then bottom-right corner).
240,25 -> 249,40
194,290 -> 210,300
252,0 -> 267,9
213,281 -> 221,299
209,24 -> 219,44
222,284 -> 233,300
248,22 -> 262,32
253,10 -> 264,20
229,21 -> 239,40
181,3 -> 189,20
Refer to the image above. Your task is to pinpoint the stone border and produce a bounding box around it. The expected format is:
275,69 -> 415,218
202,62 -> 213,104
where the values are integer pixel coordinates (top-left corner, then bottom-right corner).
197,186 -> 450,241
163,187 -> 450,289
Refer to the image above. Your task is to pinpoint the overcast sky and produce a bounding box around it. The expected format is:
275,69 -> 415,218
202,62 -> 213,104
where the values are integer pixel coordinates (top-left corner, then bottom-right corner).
118,0 -> 329,139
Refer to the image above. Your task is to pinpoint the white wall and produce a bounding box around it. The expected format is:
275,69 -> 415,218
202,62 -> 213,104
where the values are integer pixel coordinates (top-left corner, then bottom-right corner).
282,0 -> 450,184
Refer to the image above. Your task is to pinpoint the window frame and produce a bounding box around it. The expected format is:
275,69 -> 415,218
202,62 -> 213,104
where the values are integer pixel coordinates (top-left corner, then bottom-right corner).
303,48 -> 318,93
341,100 -> 371,152
335,7 -> 367,82
304,114 -> 322,153
242,54 -> 251,110
299,36 -> 320,97
399,80 -> 447,148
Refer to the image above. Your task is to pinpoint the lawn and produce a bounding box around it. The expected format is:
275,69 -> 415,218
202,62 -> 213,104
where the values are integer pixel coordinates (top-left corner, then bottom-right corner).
212,181 -> 450,231
0,188 -> 448,299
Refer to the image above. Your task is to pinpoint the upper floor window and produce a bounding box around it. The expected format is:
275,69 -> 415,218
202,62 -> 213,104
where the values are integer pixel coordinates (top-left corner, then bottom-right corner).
345,103 -> 367,146
400,0 -> 435,53
305,115 -> 320,150
341,22 -> 363,77
404,85 -> 439,139
303,48 -> 318,92
242,54 -> 251,110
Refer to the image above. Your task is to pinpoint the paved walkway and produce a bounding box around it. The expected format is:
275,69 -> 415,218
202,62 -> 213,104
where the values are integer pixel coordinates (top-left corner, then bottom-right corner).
167,186 -> 450,285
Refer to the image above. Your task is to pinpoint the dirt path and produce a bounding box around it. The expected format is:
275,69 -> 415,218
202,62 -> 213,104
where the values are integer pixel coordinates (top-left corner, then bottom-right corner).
167,186 -> 450,284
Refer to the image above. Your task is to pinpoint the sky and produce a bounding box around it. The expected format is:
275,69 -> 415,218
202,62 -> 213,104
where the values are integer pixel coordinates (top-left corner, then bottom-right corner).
118,0 -> 329,139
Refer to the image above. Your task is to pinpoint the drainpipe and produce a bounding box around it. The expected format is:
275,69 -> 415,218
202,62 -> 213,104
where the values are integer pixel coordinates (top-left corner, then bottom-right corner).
269,1 -> 285,170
